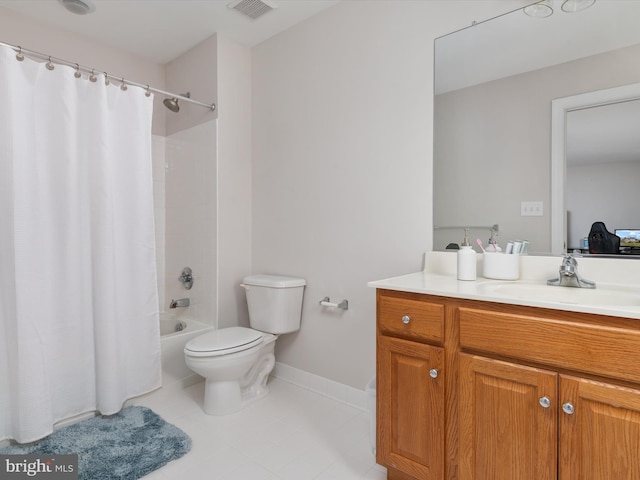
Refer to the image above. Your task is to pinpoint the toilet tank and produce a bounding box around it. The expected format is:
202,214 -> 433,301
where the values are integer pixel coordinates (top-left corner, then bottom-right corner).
242,274 -> 306,334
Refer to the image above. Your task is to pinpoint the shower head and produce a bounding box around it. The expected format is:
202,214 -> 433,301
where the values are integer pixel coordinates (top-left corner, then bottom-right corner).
163,97 -> 180,113
163,92 -> 190,113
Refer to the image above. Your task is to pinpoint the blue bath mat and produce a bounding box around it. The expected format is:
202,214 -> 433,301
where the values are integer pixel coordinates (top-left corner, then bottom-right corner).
0,406 -> 191,479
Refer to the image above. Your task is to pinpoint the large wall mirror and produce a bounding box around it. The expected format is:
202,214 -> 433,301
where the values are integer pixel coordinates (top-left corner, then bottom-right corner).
434,0 -> 640,255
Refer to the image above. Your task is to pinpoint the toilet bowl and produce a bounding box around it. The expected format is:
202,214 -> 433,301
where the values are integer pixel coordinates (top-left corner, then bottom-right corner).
184,274 -> 305,415
185,327 -> 277,415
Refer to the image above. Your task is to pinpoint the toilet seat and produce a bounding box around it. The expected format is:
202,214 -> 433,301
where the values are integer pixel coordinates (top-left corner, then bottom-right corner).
185,327 -> 263,357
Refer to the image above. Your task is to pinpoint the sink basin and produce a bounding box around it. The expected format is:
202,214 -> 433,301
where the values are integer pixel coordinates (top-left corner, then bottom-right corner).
475,282 -> 640,307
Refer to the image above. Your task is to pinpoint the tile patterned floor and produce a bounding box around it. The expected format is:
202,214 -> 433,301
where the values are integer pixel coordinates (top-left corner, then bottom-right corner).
134,378 -> 386,480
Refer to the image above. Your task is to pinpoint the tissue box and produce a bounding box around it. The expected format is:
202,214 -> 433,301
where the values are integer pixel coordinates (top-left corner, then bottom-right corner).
482,253 -> 520,280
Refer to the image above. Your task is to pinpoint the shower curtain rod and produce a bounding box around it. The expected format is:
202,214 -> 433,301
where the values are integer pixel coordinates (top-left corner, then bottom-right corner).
0,41 -> 216,111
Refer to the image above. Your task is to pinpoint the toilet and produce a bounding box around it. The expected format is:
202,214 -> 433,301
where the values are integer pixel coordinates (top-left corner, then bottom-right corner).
184,274 -> 305,415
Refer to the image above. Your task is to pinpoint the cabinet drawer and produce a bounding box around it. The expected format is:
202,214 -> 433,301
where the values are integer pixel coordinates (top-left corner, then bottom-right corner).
459,306 -> 640,384
378,294 -> 444,344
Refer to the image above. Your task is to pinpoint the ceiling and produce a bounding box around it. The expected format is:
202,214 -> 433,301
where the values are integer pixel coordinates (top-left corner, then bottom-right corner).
0,0 -> 341,64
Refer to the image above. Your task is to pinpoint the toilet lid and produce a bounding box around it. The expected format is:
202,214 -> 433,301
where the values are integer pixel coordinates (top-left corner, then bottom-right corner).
185,327 -> 263,356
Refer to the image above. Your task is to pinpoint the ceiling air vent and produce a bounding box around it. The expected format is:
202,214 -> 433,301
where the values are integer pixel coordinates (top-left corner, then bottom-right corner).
228,0 -> 277,20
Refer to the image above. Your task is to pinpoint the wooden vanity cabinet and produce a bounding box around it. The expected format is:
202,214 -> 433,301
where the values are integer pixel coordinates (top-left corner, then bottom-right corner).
458,353 -> 557,480
378,335 -> 445,480
458,305 -> 640,480
376,290 -> 447,480
376,289 -> 640,480
458,354 -> 640,480
559,375 -> 640,480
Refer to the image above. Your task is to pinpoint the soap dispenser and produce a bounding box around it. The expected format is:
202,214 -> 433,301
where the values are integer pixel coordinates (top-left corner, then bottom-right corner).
457,228 -> 477,281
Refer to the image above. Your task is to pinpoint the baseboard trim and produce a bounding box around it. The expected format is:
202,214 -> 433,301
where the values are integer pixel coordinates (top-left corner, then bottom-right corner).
271,362 -> 370,411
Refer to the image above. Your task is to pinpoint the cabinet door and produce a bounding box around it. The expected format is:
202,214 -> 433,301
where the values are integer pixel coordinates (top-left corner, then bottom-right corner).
459,354 -> 557,480
377,335 -> 445,480
559,375 -> 640,480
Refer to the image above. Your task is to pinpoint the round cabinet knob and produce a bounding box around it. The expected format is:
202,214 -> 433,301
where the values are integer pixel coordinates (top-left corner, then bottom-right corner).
539,396 -> 551,408
562,402 -> 575,415
402,315 -> 411,325
429,369 -> 439,379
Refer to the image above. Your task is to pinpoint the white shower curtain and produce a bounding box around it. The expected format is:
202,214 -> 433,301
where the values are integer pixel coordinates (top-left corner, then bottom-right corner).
0,45 -> 161,443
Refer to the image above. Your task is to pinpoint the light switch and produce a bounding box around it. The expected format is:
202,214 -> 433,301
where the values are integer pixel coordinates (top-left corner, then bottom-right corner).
521,201 -> 543,216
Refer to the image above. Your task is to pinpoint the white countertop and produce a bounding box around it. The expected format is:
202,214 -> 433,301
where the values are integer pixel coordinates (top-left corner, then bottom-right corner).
368,252 -> 640,320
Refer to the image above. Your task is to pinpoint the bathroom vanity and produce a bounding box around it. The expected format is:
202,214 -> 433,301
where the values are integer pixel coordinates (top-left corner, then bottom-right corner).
370,253 -> 640,480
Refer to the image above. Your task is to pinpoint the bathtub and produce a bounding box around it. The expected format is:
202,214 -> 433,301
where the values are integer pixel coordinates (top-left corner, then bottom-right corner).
160,313 -> 213,390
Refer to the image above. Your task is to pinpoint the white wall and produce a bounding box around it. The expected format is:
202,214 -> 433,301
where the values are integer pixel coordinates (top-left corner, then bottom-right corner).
164,121 -> 217,322
567,161 -> 640,247
216,35 -> 253,330
251,0 -> 517,389
162,33 -> 252,330
164,36 -> 218,137
163,37 -> 218,324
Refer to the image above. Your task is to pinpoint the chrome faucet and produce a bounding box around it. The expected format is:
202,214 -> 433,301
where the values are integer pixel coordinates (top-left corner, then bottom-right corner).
547,254 -> 595,288
169,298 -> 190,309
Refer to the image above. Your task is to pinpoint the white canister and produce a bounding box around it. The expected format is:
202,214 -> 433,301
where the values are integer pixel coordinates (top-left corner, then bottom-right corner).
482,252 -> 520,280
457,245 -> 477,281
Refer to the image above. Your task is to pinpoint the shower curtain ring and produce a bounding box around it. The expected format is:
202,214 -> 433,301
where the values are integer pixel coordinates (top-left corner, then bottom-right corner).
120,78 -> 127,91
74,63 -> 82,79
104,72 -> 110,86
46,56 -> 55,70
145,85 -> 151,97
15,46 -> 24,62
89,69 -> 97,83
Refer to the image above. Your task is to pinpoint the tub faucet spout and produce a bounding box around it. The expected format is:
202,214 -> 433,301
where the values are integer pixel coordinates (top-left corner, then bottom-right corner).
170,298 -> 190,309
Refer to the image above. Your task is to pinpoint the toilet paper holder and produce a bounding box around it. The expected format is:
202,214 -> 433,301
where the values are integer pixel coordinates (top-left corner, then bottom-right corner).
319,296 -> 349,310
